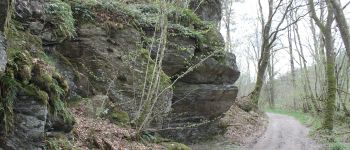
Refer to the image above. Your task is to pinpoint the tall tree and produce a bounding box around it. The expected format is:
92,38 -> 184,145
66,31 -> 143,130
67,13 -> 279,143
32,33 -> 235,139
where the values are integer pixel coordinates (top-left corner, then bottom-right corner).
268,51 -> 275,108
308,0 -> 336,131
222,0 -> 234,51
250,0 -> 293,107
287,7 -> 297,109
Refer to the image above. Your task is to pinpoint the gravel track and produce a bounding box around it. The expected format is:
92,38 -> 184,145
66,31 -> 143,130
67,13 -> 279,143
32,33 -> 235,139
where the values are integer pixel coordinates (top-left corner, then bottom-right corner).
242,113 -> 323,150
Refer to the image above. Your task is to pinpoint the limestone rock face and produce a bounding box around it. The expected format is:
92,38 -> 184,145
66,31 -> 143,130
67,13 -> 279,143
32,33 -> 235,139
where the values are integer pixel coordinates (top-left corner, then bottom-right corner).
0,34 -> 7,74
14,0 -> 45,20
180,53 -> 240,84
0,0 -> 9,31
150,35 -> 196,76
189,0 -> 222,24
172,82 -> 238,119
0,0 -> 240,147
0,91 -> 48,150
0,0 -> 73,149
156,0 -> 240,142
53,23 -> 173,123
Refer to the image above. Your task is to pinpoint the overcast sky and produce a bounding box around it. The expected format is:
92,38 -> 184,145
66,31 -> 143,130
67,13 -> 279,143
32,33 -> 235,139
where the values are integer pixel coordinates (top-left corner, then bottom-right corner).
221,0 -> 350,80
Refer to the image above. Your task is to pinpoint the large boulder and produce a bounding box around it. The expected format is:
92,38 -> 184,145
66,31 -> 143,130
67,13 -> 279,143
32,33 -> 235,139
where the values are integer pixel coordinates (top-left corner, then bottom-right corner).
172,82 -> 238,119
155,35 -> 196,77
180,53 -> 240,84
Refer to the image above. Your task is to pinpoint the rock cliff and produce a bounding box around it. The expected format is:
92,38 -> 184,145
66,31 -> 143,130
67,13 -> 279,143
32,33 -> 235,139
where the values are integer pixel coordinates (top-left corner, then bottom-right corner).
0,0 -> 240,148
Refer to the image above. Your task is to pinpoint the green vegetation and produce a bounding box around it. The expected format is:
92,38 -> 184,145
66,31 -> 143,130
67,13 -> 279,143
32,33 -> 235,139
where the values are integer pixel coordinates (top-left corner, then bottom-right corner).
0,71 -> 18,134
45,0 -> 76,39
165,142 -> 192,150
329,141 -> 348,150
265,108 -> 316,125
0,7 -> 74,134
108,107 -> 130,126
46,135 -> 76,150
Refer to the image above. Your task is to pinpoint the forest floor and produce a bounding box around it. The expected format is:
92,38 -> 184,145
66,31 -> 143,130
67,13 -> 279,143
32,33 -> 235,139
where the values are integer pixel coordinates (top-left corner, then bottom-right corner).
241,113 -> 324,150
190,105 -> 268,150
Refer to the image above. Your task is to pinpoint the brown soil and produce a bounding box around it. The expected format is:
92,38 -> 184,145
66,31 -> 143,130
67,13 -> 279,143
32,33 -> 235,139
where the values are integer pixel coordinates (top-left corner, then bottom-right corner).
70,102 -> 165,150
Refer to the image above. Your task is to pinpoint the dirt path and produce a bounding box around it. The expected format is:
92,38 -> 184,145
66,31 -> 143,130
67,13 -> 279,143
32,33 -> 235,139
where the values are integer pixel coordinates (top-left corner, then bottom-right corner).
242,113 -> 323,150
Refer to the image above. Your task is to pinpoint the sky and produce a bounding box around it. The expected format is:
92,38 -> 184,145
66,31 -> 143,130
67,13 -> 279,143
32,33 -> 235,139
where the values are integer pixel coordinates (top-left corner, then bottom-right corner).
221,0 -> 350,80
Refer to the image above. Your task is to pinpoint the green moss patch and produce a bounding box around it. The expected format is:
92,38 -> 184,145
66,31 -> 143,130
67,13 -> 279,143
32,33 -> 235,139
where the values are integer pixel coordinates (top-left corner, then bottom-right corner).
108,107 -> 130,126
164,142 -> 192,150
0,12 -> 74,134
45,0 -> 76,39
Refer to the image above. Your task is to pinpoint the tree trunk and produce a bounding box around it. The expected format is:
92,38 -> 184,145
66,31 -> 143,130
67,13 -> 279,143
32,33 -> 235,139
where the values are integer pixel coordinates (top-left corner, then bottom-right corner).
323,29 -> 336,131
329,0 -> 350,61
322,1 -> 336,132
268,54 -> 275,109
308,0 -> 336,131
294,23 -> 320,112
287,11 -> 297,109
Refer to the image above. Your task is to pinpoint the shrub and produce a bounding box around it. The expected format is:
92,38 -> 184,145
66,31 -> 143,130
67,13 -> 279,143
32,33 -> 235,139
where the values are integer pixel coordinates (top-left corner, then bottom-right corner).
329,142 -> 346,150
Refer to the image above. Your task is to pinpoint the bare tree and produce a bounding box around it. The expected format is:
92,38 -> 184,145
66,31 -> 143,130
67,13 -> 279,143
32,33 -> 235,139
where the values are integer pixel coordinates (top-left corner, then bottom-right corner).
287,7 -> 297,109
328,0 -> 350,61
268,51 -> 275,108
222,0 -> 234,51
250,0 -> 294,107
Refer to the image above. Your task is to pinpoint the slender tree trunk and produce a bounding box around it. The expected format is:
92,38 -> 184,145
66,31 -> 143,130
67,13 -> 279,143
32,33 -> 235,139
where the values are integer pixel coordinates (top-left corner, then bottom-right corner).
268,54 -> 275,108
344,73 -> 350,116
223,0 -> 233,51
295,24 -> 320,112
251,0 -> 293,107
287,11 -> 297,109
297,45 -> 312,112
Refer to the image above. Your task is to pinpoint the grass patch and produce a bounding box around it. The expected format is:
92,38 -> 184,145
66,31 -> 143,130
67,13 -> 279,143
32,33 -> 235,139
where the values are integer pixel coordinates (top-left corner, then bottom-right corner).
265,108 -> 315,125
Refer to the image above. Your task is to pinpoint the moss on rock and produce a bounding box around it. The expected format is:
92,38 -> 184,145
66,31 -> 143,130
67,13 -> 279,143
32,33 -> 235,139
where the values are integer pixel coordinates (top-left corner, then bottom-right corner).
108,107 -> 130,126
165,142 -> 192,150
0,11 -> 75,133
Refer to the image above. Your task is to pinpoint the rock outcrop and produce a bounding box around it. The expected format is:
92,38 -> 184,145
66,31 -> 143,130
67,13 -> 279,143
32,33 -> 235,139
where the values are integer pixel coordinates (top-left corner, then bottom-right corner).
0,0 -> 74,149
1,91 -> 48,149
0,34 -> 7,74
52,23 -> 173,122
0,0 -> 8,75
0,0 -> 240,148
190,0 -> 223,24
154,0 -> 240,142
